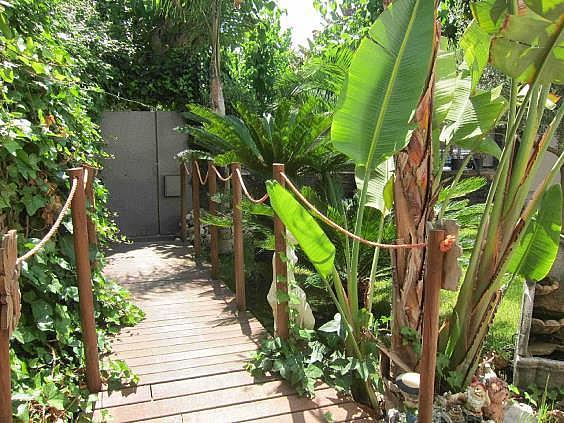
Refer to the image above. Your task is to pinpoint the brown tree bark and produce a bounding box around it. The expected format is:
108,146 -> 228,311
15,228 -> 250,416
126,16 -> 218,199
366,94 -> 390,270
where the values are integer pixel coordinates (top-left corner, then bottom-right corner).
390,12 -> 440,372
210,0 -> 225,116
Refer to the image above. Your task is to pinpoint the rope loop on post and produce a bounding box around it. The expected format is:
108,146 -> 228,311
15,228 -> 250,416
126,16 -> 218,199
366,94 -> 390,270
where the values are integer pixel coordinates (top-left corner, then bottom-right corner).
235,168 -> 269,204
193,160 -> 210,185
280,172 -> 426,250
16,177 -> 79,265
210,164 -> 232,182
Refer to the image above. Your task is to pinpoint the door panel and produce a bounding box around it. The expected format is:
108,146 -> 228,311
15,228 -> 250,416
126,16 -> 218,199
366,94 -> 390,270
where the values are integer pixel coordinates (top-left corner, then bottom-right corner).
101,111 -> 159,237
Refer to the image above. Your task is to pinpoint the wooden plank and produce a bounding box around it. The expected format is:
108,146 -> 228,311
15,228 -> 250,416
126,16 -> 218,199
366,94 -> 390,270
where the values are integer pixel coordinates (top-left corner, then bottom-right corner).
112,328 -> 265,351
151,370 -> 276,400
180,387 -> 347,423
120,315 -> 260,335
140,416 -> 183,423
115,337 -> 261,360
131,313 -> 245,330
114,322 -> 264,346
249,402 -> 374,422
134,360 -> 248,386
129,351 -> 255,377
139,304 -> 239,321
94,381 -> 331,422
125,343 -> 256,367
96,385 -> 151,409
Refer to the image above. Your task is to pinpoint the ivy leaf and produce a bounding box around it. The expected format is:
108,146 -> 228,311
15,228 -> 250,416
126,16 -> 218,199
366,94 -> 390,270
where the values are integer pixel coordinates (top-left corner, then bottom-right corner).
31,300 -> 54,331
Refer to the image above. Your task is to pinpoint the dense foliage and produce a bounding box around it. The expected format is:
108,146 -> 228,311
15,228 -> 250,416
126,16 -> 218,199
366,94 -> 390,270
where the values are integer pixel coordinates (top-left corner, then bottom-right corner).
0,1 -> 143,420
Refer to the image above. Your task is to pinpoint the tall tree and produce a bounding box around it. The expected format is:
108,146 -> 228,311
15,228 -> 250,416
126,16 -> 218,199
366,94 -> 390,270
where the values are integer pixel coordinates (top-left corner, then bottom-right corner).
210,0 -> 225,114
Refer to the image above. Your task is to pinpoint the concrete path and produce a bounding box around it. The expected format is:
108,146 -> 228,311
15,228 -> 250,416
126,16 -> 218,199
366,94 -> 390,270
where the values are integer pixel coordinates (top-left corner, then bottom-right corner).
94,240 -> 375,422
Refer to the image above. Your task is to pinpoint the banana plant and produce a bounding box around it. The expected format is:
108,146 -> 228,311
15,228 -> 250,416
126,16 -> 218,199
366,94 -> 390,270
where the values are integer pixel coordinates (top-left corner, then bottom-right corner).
433,43 -> 508,220
266,0 -> 435,406
439,0 -> 564,389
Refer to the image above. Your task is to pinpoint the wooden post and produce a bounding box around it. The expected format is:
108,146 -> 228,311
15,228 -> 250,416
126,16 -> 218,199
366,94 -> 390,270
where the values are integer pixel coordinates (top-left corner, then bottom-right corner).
180,163 -> 188,242
0,231 -> 18,423
0,327 -> 10,422
68,168 -> 102,393
83,165 -> 98,268
418,229 -> 445,423
191,160 -> 201,256
273,164 -> 289,339
208,161 -> 219,279
231,163 -> 245,310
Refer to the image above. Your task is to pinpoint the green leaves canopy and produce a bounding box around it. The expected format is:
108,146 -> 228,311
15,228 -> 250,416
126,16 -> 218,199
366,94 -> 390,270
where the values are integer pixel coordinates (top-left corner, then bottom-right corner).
508,184 -> 563,282
266,181 -> 335,279
331,0 -> 435,171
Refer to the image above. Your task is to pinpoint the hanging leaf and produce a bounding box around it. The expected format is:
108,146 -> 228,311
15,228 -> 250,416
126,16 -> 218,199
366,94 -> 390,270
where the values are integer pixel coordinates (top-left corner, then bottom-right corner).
331,0 -> 435,171
354,160 -> 392,211
266,181 -> 335,279
440,84 -> 507,159
507,184 -> 562,282
433,39 -> 458,130
460,21 -> 491,90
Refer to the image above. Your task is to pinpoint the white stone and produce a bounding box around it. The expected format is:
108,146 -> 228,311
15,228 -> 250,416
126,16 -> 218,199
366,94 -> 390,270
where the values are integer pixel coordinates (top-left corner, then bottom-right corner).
503,402 -> 537,423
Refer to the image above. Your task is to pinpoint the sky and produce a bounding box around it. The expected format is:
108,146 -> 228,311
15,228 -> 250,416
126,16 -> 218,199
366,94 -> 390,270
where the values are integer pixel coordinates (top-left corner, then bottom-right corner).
278,0 -> 323,48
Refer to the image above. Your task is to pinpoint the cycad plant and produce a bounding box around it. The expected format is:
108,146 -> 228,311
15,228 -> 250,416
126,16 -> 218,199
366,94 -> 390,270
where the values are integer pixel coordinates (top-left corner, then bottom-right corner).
179,99 -> 348,177
439,0 -> 564,389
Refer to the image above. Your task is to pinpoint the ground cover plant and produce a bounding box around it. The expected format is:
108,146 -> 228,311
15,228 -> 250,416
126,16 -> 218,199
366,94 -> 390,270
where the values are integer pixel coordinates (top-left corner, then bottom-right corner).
0,1 -> 143,420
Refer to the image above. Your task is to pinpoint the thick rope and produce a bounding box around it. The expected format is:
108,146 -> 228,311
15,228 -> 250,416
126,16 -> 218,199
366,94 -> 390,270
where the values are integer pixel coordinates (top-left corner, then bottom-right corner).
193,160 -> 210,185
235,168 -> 269,204
280,173 -> 426,250
210,164 -> 232,182
83,167 -> 89,189
16,177 -> 79,265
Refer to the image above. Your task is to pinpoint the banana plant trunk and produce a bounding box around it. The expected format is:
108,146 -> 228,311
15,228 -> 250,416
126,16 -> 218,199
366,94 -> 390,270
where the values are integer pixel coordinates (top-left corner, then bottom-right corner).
390,13 -> 440,372
210,0 -> 225,116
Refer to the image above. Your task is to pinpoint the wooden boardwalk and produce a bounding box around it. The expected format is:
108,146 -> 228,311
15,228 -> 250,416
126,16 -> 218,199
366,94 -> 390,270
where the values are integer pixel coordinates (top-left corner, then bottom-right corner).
94,241 -> 375,422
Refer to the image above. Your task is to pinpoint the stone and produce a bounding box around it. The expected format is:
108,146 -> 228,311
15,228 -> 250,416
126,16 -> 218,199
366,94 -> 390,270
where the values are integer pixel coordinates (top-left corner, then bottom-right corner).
503,402 -> 537,423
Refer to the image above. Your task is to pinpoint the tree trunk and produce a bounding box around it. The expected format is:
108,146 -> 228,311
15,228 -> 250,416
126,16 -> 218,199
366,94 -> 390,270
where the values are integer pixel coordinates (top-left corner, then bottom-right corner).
210,0 -> 225,116
390,15 -> 440,373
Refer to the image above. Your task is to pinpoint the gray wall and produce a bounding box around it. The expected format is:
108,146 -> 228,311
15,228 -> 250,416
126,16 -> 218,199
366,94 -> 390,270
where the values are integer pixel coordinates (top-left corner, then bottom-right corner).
101,111 -> 189,238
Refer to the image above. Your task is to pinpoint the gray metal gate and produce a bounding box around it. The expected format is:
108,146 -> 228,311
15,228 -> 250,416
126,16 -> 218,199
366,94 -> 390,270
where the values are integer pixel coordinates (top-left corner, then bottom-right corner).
101,111 -> 189,238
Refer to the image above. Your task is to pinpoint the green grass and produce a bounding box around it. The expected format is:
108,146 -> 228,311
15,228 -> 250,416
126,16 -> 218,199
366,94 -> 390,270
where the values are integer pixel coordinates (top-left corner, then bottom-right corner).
371,275 -> 524,359
440,277 -> 523,359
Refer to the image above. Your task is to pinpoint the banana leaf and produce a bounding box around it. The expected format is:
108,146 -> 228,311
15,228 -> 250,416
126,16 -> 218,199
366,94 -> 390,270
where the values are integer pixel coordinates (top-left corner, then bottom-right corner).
507,184 -> 563,282
266,181 -> 335,279
331,0 -> 435,171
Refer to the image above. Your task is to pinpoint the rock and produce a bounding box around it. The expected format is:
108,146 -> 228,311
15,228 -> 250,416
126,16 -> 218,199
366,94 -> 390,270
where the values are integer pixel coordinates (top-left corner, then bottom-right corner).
503,402 -> 537,423
535,278 -> 559,296
531,318 -> 563,335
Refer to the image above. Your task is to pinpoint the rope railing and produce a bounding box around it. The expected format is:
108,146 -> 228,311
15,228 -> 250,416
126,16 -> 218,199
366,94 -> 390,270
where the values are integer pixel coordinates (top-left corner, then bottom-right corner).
194,160 -> 210,185
235,168 -> 269,204
16,177 -> 79,266
280,172 -> 426,250
210,164 -> 232,182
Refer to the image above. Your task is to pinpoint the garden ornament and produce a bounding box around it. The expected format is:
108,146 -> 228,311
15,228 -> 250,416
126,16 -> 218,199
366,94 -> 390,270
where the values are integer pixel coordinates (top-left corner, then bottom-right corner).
268,231 -> 315,330
395,372 -> 420,423
446,377 -> 491,422
482,376 -> 509,423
